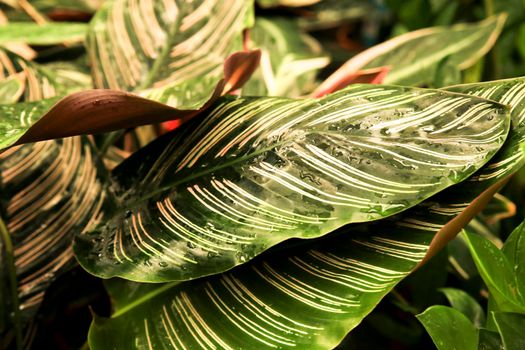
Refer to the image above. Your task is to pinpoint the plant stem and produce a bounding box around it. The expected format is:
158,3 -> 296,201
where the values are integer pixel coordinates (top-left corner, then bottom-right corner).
483,0 -> 500,79
0,216 -> 22,350
484,0 -> 494,16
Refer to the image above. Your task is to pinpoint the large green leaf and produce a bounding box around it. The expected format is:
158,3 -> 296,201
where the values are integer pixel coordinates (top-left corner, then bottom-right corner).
317,15 -> 506,90
243,17 -> 329,97
416,306 -> 479,350
74,84 -> 509,283
85,78 -> 525,350
87,0 -> 254,108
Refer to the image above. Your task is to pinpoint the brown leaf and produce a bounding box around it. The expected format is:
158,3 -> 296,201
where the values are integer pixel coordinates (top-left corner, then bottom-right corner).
14,50 -> 261,146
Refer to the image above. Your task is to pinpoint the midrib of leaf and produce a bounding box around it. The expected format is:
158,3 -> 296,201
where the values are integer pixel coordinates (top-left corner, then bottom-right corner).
126,139 -> 291,207
111,281 -> 179,318
383,15 -> 505,83
136,6 -> 185,91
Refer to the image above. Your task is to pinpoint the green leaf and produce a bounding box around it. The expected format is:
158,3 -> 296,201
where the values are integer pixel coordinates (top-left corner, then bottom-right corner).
297,0 -> 378,31
0,75 -> 24,104
439,288 -> 486,327
318,15 -> 506,89
417,305 -> 479,350
74,84 -> 509,282
502,220 -> 525,297
0,22 -> 87,45
462,230 -> 525,313
492,312 -> 525,350
243,17 -> 329,97
86,0 -> 254,108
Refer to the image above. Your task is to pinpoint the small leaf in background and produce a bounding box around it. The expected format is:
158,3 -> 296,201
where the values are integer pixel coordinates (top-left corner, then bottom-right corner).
416,305 -> 479,350
439,288 -> 486,327
501,221 -> 525,298
0,22 -> 88,45
243,17 -> 329,97
312,66 -> 389,97
492,312 -> 525,350
462,230 -> 525,313
87,0 -> 254,109
74,84 -> 509,282
318,15 -> 506,89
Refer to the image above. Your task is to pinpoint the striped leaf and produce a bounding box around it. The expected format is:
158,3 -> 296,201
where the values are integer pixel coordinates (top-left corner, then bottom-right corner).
87,0 -> 254,109
317,15 -> 506,89
0,49 -> 110,348
86,78 -> 525,350
243,17 -> 329,97
74,84 -> 509,282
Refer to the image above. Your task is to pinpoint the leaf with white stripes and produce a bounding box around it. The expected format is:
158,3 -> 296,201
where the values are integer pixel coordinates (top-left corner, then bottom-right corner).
0,49 -> 111,348
317,14 -> 506,89
74,84 -> 509,282
86,78 -> 525,350
242,18 -> 329,97
87,0 -> 254,109
444,78 -> 525,188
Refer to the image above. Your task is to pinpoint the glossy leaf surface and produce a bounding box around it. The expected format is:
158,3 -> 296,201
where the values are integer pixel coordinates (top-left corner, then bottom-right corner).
86,78 -> 525,350
75,84 -> 508,282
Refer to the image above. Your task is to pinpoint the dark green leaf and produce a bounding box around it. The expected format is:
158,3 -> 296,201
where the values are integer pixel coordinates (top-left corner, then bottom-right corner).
492,312 -> 525,350
501,220 -> 525,297
439,288 -> 485,327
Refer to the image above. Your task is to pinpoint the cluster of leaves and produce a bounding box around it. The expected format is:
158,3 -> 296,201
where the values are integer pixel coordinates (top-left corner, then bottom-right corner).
0,0 -> 524,349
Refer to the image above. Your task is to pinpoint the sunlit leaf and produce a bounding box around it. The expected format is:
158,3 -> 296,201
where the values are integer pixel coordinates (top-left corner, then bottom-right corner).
417,306 -> 478,350
318,15 -> 506,89
87,0 -> 254,108
74,84 -> 509,282
243,17 -> 329,97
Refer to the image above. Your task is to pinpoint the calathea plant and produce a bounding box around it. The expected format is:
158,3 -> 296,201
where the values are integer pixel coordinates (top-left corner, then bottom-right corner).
0,0 -> 523,349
